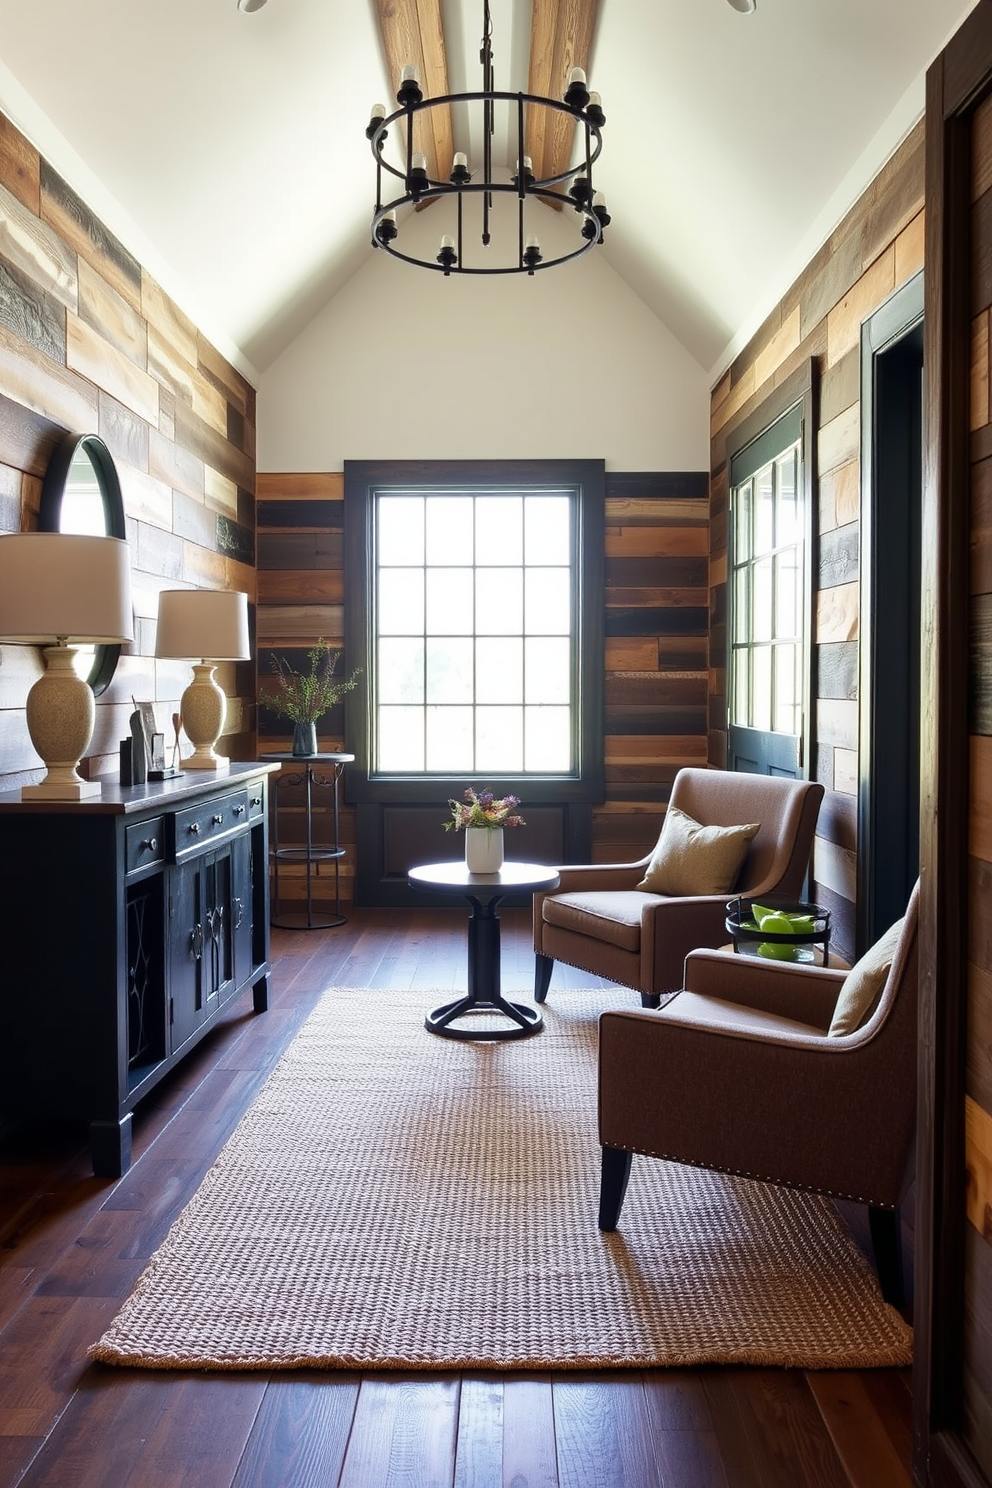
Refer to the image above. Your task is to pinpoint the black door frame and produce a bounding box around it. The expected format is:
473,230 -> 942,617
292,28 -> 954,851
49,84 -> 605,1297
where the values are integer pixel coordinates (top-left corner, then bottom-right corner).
858,270 -> 924,956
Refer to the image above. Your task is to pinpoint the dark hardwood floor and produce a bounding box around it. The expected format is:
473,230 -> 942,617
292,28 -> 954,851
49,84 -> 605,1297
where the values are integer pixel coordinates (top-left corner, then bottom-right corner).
0,907 -> 914,1488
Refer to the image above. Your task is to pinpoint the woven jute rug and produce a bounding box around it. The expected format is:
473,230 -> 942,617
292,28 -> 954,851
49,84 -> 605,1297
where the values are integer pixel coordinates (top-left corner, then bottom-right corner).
91,988 -> 913,1371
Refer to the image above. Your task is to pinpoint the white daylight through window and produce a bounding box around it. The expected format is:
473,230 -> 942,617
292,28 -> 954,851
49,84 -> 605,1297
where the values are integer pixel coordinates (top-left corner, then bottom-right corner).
374,489 -> 575,774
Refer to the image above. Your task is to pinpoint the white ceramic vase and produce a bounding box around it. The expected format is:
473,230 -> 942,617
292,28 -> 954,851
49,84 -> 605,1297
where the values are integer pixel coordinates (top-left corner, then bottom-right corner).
464,826 -> 504,873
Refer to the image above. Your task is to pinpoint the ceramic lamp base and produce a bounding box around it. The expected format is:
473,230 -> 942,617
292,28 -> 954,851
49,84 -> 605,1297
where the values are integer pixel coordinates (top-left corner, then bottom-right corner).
23,644 -> 100,801
180,663 -> 229,770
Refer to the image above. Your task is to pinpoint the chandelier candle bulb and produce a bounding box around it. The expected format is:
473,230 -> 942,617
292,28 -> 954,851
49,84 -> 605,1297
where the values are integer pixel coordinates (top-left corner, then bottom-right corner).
412,152 -> 427,172
453,152 -> 467,168
568,67 -> 586,85
401,64 -> 420,84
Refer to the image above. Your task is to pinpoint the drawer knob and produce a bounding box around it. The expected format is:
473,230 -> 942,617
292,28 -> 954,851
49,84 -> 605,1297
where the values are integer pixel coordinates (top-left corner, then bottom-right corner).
188,822 -> 200,836
251,796 -> 261,807
141,837 -> 157,852
234,804 -> 246,817
213,813 -> 224,825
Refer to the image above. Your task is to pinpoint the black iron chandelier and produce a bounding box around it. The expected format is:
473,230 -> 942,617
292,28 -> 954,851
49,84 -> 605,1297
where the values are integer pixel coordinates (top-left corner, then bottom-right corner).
366,0 -> 609,276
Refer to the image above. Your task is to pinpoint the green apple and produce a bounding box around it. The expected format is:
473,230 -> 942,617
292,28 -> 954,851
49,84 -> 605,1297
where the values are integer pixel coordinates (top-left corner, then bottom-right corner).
758,941 -> 800,960
756,911 -> 793,934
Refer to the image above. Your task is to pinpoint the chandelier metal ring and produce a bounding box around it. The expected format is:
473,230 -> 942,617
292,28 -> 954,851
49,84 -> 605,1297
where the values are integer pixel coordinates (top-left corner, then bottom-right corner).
367,2 -> 609,277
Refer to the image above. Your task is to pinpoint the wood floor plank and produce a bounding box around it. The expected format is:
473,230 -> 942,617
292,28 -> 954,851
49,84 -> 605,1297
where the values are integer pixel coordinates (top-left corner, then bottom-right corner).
552,1374 -> 663,1488
643,1372 -> 730,1488
16,1371 -> 262,1488
231,1374 -> 361,1488
337,1375 -> 460,1488
453,1374 -> 503,1488
806,1373 -> 914,1488
0,1293 -> 121,1437
703,1370 -> 851,1488
501,1375 -> 558,1488
857,1370 -> 914,1466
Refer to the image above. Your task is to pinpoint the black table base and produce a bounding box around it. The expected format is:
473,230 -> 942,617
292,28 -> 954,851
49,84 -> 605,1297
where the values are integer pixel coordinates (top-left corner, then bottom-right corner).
424,891 -> 544,1041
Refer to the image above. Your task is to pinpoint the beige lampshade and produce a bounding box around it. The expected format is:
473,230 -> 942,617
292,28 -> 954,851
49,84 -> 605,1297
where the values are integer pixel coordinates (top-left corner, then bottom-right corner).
155,588 -> 250,661
0,532 -> 133,643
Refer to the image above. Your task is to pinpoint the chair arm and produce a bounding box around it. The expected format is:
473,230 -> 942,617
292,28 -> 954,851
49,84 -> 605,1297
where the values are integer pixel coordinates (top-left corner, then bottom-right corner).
549,861 -> 650,893
637,895 -> 736,992
683,948 -> 845,1031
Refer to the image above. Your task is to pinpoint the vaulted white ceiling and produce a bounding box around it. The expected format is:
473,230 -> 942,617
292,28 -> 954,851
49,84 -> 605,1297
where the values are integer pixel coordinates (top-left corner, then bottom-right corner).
0,0 -> 978,385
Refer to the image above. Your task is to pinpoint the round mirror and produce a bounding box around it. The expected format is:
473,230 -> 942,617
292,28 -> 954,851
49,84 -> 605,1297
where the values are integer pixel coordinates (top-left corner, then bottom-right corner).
39,432 -> 127,696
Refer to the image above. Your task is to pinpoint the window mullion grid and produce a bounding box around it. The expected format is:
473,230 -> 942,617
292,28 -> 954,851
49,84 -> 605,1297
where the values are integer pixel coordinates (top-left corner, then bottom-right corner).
421,548 -> 428,774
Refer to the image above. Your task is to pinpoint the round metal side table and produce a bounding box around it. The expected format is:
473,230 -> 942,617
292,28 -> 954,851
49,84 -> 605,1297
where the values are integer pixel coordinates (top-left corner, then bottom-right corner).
262,752 -> 354,930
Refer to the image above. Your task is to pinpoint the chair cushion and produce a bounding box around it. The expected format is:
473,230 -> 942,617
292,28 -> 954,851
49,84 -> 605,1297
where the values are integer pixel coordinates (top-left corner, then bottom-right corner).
542,890 -> 652,953
636,806 -> 759,896
828,916 -> 904,1036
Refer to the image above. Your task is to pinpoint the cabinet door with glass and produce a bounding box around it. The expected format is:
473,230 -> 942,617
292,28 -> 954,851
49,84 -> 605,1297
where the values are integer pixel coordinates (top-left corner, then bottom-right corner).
729,403 -> 809,777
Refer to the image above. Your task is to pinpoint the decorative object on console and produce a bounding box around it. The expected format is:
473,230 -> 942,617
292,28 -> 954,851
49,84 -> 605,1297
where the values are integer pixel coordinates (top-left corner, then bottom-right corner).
155,589 -> 251,770
0,532 -> 133,801
262,639 -> 361,758
367,0 -> 609,277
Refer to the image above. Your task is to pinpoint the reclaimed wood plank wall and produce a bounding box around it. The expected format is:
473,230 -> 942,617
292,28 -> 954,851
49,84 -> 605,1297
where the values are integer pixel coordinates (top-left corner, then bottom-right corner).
964,84 -> 992,1478
256,469 -> 709,908
0,110 -> 256,793
708,121 -> 925,961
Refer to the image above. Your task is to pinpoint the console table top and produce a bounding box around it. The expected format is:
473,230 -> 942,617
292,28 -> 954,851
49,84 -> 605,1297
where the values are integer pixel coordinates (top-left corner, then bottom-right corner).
0,760 -> 280,815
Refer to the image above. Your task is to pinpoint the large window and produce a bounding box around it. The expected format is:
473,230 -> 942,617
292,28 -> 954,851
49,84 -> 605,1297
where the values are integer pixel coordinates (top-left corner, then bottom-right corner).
375,488 -> 573,774
344,459 -> 604,806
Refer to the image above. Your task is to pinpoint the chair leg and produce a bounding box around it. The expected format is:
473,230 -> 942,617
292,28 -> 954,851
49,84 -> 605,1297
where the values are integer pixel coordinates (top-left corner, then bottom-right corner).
868,1205 -> 905,1309
640,991 -> 661,1009
535,953 -> 554,1003
598,1146 -> 633,1230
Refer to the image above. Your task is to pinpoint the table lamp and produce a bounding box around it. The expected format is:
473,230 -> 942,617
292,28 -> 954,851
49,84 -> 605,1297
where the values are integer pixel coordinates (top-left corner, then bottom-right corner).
0,532 -> 133,800
155,589 -> 250,769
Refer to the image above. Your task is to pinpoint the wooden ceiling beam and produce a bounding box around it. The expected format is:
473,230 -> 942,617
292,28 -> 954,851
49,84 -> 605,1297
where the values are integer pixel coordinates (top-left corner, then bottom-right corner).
373,0 -> 453,185
527,0 -> 601,204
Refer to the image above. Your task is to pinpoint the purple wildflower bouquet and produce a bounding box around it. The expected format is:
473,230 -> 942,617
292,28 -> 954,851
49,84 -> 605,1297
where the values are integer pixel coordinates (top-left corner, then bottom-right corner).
444,787 -> 525,832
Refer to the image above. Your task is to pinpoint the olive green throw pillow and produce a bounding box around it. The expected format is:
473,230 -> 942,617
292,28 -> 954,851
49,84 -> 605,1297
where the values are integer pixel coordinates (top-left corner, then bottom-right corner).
828,916 -> 904,1036
636,806 -> 759,896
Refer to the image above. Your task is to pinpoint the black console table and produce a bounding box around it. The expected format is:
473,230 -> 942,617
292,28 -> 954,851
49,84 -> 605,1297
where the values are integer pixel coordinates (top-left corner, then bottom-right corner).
0,762 -> 278,1177
262,752 -> 354,930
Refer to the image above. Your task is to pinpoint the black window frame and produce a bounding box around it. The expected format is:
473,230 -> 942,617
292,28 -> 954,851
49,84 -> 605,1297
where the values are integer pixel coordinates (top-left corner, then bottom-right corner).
343,458 -> 605,808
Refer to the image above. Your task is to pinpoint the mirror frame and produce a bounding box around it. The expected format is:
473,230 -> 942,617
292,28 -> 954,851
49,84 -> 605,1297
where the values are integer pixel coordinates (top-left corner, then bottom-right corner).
39,432 -> 127,697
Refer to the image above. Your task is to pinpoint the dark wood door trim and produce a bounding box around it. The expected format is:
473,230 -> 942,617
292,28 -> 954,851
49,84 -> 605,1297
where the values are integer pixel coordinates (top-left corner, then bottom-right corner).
916,5 -> 992,1483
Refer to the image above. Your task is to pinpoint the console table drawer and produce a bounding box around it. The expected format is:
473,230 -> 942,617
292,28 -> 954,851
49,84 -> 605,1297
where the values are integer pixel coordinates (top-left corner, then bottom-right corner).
125,819 -> 165,876
172,789 -> 250,861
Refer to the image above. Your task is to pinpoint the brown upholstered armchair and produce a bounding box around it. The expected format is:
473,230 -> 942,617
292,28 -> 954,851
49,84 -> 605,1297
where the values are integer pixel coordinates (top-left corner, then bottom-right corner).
533,768 -> 824,1008
597,880 -> 920,1305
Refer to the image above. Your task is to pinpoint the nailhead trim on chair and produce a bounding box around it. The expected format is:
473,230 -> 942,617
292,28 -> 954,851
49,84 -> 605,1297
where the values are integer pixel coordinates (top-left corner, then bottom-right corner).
610,1141 -> 893,1207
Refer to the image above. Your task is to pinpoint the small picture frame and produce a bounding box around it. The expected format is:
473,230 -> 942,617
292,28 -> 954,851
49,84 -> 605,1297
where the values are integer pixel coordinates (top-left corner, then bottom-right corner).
151,732 -> 166,772
133,701 -> 158,768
